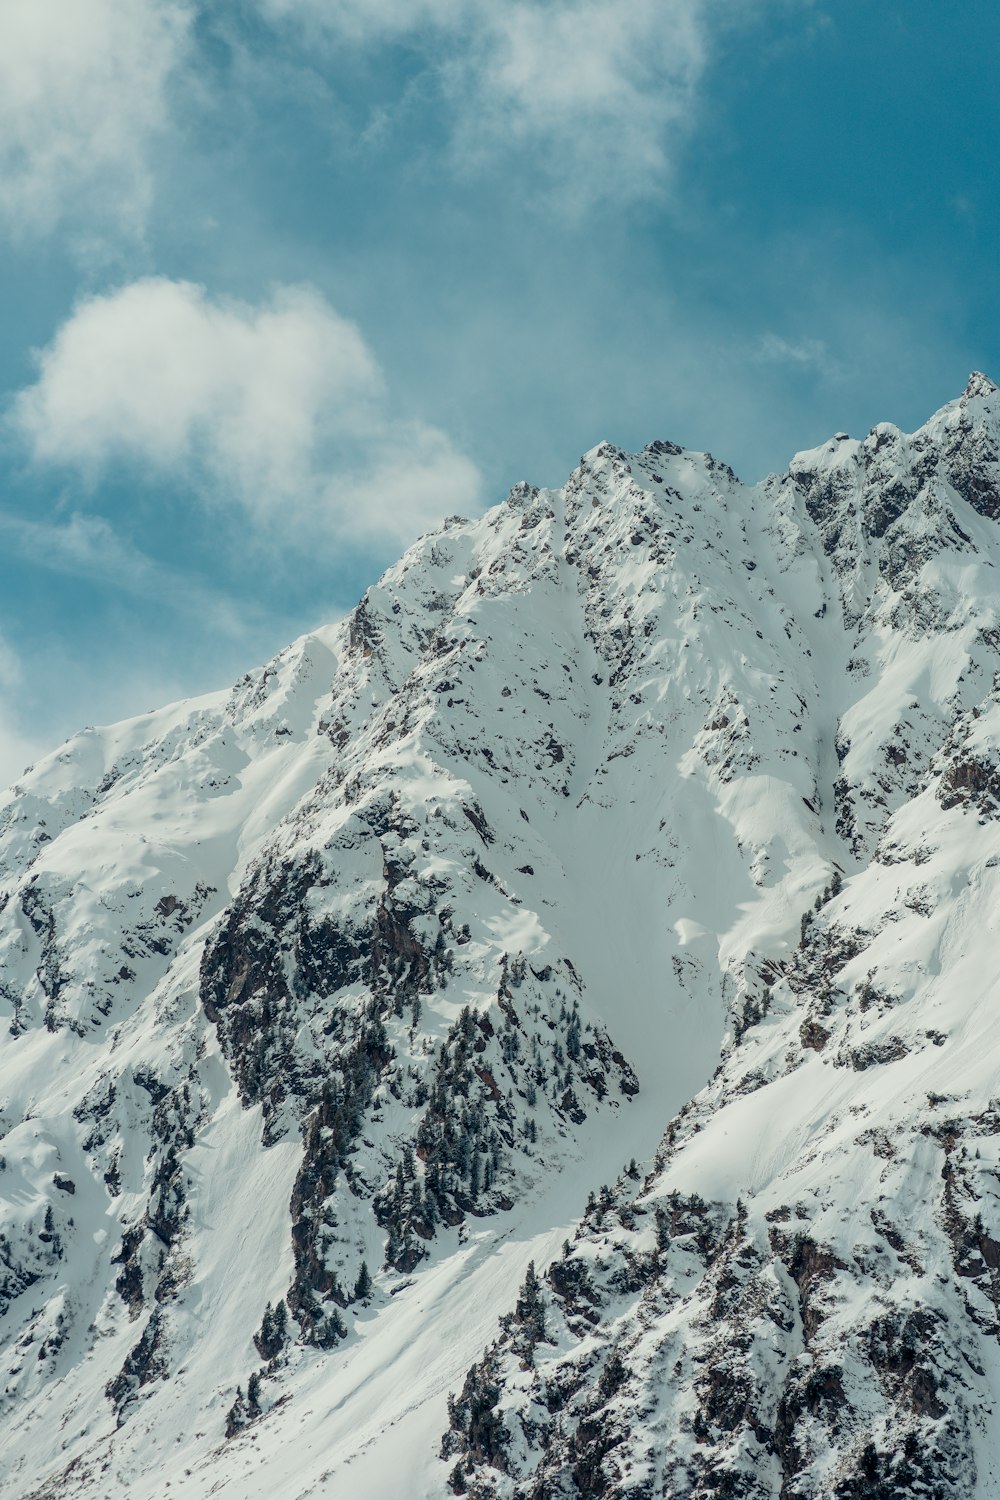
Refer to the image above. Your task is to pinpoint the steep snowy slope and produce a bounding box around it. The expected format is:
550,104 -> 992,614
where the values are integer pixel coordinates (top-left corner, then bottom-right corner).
1,376 -> 999,1498
445,375 -> 1000,1500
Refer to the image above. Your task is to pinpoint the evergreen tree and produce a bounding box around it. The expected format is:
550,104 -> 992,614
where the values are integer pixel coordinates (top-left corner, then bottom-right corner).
255,1298 -> 290,1361
449,1461 -> 467,1494
512,1259 -> 547,1364
225,1385 -> 248,1439
316,1308 -> 347,1348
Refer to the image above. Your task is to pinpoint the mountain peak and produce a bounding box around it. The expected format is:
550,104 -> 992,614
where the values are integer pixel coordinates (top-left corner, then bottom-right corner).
964,369 -> 999,399
7,387 -> 1000,1498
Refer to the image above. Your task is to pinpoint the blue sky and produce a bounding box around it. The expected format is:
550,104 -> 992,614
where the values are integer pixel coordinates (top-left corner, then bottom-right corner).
0,0 -> 997,779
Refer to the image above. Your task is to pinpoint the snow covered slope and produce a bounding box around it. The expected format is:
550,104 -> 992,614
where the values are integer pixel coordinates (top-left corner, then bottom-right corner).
3,375 -> 1000,1498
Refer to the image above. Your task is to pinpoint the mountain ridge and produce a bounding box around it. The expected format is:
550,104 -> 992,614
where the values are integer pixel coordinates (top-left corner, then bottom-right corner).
1,377 -> 1000,1497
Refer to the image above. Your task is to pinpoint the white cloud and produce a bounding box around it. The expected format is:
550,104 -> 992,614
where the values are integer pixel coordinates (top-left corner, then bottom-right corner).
453,1 -> 706,197
10,278 -> 481,545
0,0 -> 191,239
253,0 -> 758,204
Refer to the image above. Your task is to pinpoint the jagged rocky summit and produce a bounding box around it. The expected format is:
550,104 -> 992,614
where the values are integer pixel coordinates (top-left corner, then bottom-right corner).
2,375 -> 1000,1498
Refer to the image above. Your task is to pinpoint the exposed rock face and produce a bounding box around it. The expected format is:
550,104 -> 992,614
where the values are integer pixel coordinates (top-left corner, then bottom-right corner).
2,379 -> 1000,1496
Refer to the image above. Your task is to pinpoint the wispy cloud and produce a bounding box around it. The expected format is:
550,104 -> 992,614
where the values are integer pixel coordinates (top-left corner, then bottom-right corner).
0,504 -> 327,775
0,0 -> 192,243
0,632 -> 42,789
753,332 -> 843,378
448,1 -> 707,203
0,504 -> 302,775
252,0 -> 774,207
9,278 -> 481,546
0,508 -> 255,640
0,1 -> 808,236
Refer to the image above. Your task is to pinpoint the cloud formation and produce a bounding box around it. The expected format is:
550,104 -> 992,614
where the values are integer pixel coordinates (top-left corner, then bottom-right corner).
0,0 -> 191,240
255,0 -> 728,204
11,278 -> 481,545
0,0 -> 791,236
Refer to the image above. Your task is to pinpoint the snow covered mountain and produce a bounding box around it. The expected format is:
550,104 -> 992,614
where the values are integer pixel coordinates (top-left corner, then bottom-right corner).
3,375 -> 1000,1498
